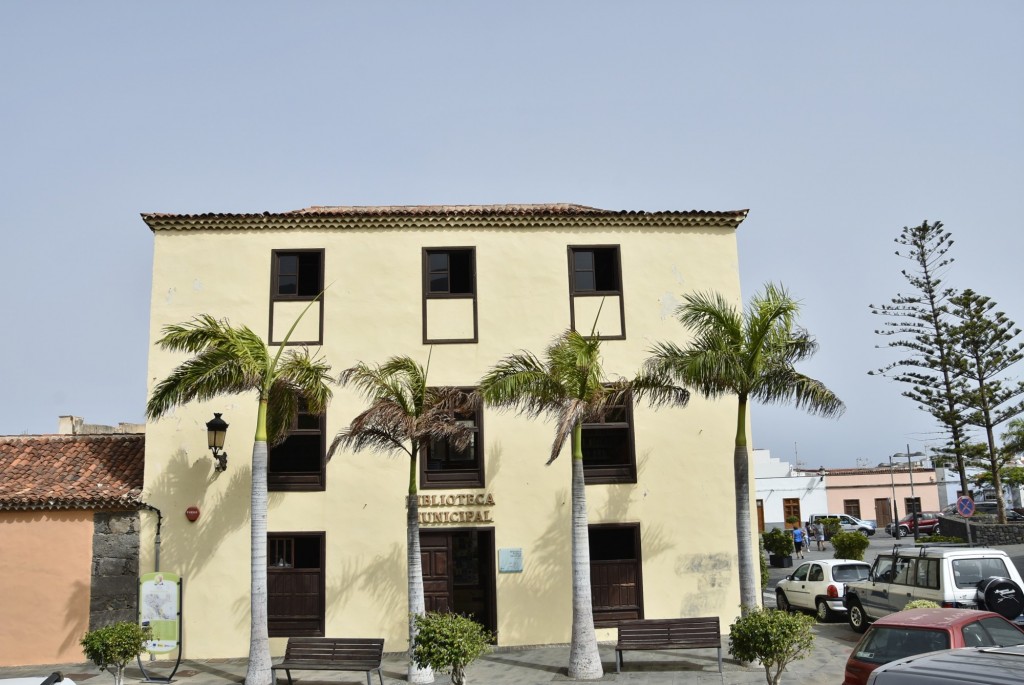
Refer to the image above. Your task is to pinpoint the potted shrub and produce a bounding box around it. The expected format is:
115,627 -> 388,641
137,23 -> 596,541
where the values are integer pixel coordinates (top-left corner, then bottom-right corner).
903,599 -> 941,609
830,530 -> 870,561
81,621 -> 152,685
729,608 -> 814,685
763,527 -> 795,568
784,515 -> 799,529
412,612 -> 494,685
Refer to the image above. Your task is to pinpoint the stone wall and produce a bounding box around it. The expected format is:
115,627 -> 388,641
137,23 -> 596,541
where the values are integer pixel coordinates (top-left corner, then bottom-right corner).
90,511 -> 140,628
937,515 -> 1024,546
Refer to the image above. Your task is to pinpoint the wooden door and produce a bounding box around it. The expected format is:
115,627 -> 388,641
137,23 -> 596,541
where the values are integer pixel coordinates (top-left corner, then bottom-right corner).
420,532 -> 453,613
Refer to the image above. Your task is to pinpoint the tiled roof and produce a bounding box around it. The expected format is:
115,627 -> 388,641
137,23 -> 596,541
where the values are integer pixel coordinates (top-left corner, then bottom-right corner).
142,203 -> 749,232
0,434 -> 145,511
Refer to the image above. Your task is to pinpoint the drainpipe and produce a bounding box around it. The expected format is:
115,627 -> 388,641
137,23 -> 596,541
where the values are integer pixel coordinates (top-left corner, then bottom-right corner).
139,503 -> 163,571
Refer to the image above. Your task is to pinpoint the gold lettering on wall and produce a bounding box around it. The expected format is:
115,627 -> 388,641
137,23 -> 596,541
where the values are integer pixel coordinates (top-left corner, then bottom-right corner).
418,492 -> 496,526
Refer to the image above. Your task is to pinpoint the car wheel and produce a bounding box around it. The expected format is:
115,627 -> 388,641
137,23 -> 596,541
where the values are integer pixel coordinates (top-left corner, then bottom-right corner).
899,525 -> 910,536
977,577 -> 1024,620
776,590 -> 792,613
848,600 -> 869,633
933,524 -> 940,535
815,598 -> 834,622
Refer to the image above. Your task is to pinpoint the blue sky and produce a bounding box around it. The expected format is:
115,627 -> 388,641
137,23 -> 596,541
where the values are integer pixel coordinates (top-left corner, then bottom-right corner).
2,2 -> 1021,468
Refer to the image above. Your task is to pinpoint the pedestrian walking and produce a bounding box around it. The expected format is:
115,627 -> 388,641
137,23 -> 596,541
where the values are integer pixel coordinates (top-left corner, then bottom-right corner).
792,524 -> 806,559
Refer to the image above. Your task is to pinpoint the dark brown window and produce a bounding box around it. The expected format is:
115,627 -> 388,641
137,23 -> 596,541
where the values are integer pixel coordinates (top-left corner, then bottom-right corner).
426,250 -> 474,295
267,532 -> 325,637
423,248 -> 478,344
844,499 -> 862,519
269,249 -> 324,345
568,245 -> 626,340
905,497 -> 922,515
273,251 -> 323,299
268,407 -> 325,491
571,247 -> 620,293
589,524 -> 643,627
581,393 -> 635,484
421,398 -> 484,489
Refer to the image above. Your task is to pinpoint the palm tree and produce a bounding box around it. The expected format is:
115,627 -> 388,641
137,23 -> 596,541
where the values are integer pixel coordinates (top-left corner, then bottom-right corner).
146,313 -> 332,685
646,283 -> 844,612
329,355 -> 476,685
479,329 -> 687,680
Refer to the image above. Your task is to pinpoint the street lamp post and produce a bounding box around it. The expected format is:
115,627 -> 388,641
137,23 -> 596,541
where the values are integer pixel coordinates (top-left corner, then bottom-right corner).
888,455 -> 900,539
892,446 -> 926,541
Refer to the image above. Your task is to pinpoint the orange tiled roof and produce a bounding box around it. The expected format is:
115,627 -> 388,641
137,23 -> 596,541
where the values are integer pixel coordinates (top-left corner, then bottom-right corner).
0,434 -> 144,511
142,204 -> 749,232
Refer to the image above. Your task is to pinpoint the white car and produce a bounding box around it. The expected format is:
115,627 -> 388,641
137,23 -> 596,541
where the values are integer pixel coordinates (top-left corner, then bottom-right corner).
0,676 -> 76,685
776,558 -> 871,621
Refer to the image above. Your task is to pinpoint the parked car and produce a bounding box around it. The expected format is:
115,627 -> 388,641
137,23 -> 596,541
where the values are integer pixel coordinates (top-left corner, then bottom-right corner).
0,675 -> 74,685
843,608 -> 1024,685
865,644 -> 1024,684
776,558 -> 871,621
885,513 -> 941,537
845,546 -> 1024,633
807,513 -> 877,537
942,500 -> 1024,519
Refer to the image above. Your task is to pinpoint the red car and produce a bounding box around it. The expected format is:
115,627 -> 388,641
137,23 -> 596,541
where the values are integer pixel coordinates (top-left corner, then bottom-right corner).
842,608 -> 1024,685
885,512 -> 940,536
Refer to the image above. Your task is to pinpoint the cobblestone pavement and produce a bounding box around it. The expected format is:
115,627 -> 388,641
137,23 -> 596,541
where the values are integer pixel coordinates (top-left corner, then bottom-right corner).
0,622 -> 855,685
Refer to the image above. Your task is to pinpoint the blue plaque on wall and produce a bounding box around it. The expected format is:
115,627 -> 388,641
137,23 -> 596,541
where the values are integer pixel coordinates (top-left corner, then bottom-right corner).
498,547 -> 523,573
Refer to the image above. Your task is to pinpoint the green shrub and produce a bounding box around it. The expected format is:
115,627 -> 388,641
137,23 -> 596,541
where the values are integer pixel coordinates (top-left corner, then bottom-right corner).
785,515 -> 799,527
763,527 -> 795,557
729,608 -> 815,685
917,534 -> 962,544
831,531 -> 870,560
903,599 -> 941,609
412,612 -> 493,685
81,622 -> 151,685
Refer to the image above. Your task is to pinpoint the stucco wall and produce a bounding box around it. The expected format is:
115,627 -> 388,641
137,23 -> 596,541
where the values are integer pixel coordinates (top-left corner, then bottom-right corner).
826,469 -> 941,524
0,510 -> 93,666
142,219 -> 751,657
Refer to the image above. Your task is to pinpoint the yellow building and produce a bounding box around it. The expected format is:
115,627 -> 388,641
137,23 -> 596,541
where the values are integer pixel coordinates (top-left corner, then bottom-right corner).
141,203 -> 753,658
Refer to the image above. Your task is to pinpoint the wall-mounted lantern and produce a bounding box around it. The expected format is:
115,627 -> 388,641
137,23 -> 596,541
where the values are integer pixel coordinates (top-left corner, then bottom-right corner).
817,466 -> 827,482
206,413 -> 229,472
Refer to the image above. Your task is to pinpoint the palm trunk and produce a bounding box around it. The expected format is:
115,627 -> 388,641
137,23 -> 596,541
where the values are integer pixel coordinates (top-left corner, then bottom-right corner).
245,437 -> 272,685
568,422 -> 603,680
734,397 -> 759,613
407,451 -> 433,684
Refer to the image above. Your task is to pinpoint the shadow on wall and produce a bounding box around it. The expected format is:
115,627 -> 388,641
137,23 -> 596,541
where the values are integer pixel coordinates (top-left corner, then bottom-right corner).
60,578 -> 90,659
327,542 -> 405,638
505,491 -> 568,642
144,448 -> 251,582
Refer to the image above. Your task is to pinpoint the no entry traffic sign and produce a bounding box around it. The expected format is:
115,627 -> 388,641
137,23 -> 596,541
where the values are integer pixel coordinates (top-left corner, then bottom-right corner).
957,495 -> 976,517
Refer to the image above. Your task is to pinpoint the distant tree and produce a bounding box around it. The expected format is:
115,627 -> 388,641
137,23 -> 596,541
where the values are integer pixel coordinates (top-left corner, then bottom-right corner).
949,290 -> 1024,523
646,284 -> 844,612
869,221 -> 972,497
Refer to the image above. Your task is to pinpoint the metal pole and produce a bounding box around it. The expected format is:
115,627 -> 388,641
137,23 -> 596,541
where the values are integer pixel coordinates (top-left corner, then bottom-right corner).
907,445 -> 918,541
889,455 -> 900,538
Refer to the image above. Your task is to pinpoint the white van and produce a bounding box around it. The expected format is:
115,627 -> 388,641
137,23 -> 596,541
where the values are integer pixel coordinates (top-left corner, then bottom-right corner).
808,513 -> 876,537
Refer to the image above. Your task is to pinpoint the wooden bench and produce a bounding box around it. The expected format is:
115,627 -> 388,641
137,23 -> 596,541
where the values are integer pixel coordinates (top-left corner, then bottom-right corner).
272,637 -> 385,685
615,617 -> 722,674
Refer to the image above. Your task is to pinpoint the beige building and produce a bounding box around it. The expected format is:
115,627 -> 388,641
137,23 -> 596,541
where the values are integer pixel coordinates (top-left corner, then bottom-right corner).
141,203 -> 752,658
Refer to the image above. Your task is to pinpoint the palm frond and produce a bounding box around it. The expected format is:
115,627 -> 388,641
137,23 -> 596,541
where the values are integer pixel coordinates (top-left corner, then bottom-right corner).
479,351 -> 566,419
550,399 -> 588,464
146,347 -> 260,419
330,399 -> 414,458
752,368 -> 846,418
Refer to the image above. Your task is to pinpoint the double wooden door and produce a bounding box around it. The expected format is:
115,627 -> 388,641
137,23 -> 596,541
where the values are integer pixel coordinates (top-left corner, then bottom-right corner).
420,529 -> 496,635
